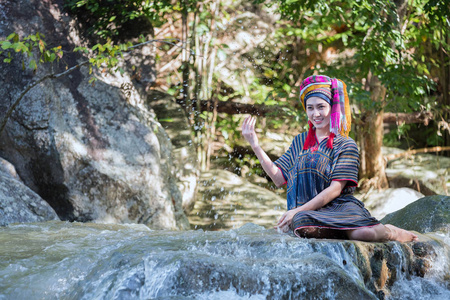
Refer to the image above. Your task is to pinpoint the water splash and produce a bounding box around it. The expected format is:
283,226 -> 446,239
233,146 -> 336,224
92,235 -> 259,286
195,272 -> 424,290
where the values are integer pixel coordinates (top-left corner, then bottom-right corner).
0,222 -> 448,300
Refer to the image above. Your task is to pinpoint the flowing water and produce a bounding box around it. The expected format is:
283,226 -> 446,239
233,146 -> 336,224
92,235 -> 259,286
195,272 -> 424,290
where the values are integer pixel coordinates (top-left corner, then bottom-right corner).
0,221 -> 449,300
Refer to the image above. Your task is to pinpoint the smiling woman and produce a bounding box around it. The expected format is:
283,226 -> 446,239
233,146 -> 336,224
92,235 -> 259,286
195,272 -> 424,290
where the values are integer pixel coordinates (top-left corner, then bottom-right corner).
305,97 -> 331,138
242,75 -> 418,243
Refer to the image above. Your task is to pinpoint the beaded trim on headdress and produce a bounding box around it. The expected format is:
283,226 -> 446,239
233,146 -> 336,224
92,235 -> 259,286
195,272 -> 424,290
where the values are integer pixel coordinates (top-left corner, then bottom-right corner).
299,75 -> 351,149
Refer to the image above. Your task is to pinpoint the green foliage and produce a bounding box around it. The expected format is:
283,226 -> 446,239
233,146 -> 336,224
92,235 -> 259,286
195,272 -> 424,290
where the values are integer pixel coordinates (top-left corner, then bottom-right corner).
65,0 -> 198,39
0,32 -> 63,71
217,115 -> 242,146
0,31 -> 136,84
65,0 -> 170,37
251,0 -> 446,116
74,39 -> 136,83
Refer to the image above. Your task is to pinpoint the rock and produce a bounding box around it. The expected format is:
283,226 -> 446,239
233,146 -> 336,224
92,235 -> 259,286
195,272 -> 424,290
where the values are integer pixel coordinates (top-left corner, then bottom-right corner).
380,195 -> 450,234
0,159 -> 59,225
383,147 -> 450,196
146,90 -> 199,213
0,0 -> 189,229
356,187 -> 425,220
189,169 -> 286,230
0,157 -> 22,182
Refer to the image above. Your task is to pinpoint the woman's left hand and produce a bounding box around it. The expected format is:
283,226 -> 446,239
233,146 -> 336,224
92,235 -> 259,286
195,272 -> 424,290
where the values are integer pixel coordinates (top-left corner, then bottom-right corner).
275,208 -> 299,232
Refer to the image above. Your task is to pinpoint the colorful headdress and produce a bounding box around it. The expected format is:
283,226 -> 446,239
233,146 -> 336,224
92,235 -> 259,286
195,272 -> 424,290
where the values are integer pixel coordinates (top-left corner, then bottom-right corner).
299,75 -> 351,149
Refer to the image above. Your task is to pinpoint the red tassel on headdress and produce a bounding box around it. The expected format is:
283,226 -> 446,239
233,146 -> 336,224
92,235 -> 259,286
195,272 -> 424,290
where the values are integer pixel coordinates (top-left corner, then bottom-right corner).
303,121 -> 316,150
326,133 -> 335,149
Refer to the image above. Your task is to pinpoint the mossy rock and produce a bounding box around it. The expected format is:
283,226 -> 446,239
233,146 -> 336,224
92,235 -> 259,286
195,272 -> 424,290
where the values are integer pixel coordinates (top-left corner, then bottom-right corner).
380,195 -> 450,234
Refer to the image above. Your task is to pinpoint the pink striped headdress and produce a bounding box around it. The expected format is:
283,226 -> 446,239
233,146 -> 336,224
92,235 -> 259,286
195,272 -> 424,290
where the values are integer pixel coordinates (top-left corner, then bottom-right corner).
299,75 -> 351,149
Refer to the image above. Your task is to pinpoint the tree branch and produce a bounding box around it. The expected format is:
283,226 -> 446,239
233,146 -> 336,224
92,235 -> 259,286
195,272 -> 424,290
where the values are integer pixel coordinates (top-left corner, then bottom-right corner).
176,98 -> 435,125
176,97 -> 277,115
384,146 -> 450,161
382,111 -> 433,125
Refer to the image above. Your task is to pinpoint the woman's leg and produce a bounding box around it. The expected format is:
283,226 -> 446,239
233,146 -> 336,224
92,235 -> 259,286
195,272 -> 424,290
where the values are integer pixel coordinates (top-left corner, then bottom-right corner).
347,224 -> 418,242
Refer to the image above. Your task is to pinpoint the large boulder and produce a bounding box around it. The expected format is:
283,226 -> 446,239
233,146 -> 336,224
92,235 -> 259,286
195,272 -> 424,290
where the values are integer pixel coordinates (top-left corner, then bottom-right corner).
0,0 -> 188,229
0,158 -> 59,225
381,195 -> 450,234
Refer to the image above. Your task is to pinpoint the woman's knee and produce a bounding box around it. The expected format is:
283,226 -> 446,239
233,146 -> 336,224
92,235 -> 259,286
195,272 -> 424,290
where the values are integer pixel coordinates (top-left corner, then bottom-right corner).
295,227 -> 319,238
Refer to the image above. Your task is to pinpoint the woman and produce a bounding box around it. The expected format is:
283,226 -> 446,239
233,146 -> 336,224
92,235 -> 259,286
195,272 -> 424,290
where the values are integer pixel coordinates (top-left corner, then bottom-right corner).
241,75 -> 418,242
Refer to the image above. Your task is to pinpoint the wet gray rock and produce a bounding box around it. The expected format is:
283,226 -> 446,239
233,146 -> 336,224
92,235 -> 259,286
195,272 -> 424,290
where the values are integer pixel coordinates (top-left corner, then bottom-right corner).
381,195 -> 450,234
0,157 -> 22,182
0,0 -> 188,229
0,159 -> 59,225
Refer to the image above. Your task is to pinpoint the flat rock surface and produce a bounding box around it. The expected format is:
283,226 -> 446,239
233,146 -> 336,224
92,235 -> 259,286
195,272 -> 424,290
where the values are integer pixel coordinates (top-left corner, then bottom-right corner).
188,169 -> 286,230
383,147 -> 450,196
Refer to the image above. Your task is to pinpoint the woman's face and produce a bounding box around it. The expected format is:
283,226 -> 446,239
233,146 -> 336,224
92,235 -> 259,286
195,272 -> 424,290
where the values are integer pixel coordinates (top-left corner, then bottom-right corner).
306,97 -> 331,132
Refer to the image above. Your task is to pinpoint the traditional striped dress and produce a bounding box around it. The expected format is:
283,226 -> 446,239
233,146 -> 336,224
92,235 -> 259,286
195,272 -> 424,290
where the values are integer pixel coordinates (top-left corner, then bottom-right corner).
274,132 -> 380,237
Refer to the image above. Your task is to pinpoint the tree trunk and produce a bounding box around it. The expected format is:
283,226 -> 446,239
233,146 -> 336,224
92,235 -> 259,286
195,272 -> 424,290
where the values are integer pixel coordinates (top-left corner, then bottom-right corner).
359,0 -> 408,189
440,27 -> 450,155
360,74 -> 389,189
181,2 -> 190,105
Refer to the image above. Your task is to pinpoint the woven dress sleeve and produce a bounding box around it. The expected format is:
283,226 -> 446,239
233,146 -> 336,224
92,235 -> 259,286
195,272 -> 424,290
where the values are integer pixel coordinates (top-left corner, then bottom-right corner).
331,139 -> 359,187
273,134 -> 302,182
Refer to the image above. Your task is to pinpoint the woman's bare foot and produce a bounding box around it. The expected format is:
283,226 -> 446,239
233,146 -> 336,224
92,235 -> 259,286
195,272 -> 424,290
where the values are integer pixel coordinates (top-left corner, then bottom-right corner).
385,224 -> 419,242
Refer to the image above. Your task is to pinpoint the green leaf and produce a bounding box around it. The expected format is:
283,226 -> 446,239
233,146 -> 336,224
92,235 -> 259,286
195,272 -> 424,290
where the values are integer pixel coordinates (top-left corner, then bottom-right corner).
1,41 -> 11,49
6,32 -> 17,40
159,118 -> 174,122
38,40 -> 45,53
3,58 -> 11,63
29,59 -> 37,70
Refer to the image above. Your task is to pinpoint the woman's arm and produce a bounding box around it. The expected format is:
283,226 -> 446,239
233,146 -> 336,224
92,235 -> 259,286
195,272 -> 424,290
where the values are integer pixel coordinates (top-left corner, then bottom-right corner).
276,180 -> 347,230
241,116 -> 286,187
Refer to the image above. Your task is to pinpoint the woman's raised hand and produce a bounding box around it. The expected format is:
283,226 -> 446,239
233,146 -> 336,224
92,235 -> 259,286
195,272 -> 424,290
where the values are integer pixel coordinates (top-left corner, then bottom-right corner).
241,116 -> 259,147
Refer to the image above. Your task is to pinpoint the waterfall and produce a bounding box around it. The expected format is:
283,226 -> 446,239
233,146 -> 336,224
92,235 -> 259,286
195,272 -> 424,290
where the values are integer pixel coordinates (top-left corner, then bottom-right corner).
0,222 -> 449,300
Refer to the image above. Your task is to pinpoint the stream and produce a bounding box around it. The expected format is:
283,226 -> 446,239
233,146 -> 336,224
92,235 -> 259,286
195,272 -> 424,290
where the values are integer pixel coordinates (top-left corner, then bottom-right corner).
1,221 -> 449,299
